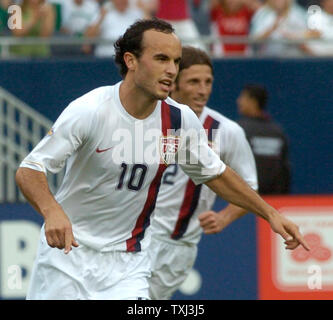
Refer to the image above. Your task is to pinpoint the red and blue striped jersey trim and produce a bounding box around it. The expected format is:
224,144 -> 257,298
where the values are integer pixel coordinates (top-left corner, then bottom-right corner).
203,115 -> 220,142
171,179 -> 202,240
171,114 -> 220,240
126,101 -> 182,252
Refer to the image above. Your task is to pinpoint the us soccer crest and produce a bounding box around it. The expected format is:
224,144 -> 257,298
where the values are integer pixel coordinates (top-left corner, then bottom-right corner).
159,135 -> 181,165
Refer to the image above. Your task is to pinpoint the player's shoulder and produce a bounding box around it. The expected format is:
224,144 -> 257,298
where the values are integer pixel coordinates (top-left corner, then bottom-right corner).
164,97 -> 202,130
165,97 -> 197,118
66,85 -> 115,116
165,96 -> 187,110
204,106 -> 246,136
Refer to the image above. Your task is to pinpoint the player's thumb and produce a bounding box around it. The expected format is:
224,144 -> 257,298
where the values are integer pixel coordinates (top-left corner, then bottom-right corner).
198,211 -> 214,221
64,228 -> 78,254
198,212 -> 207,221
72,238 -> 79,248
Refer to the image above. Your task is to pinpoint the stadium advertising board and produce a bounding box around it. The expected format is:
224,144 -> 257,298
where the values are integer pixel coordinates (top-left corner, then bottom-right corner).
258,196 -> 333,299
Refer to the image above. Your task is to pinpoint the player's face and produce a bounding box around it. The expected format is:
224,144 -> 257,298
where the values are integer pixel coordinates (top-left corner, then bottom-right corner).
133,30 -> 182,101
172,64 -> 213,117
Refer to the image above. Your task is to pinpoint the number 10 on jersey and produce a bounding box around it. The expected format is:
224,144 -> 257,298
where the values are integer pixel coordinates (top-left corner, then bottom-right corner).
117,162 -> 148,191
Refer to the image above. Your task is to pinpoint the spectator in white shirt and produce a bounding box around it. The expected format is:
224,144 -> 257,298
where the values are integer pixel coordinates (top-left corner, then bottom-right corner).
250,0 -> 311,56
85,0 -> 145,57
306,0 -> 333,56
60,0 -> 99,37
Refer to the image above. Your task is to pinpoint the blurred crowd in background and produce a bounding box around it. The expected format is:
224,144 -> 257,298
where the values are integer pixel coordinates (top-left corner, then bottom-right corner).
0,0 -> 332,58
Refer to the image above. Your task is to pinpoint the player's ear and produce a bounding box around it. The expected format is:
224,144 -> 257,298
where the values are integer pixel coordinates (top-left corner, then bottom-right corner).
123,52 -> 137,72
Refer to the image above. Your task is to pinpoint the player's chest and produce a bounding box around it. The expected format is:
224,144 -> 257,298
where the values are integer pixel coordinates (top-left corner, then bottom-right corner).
89,117 -> 164,171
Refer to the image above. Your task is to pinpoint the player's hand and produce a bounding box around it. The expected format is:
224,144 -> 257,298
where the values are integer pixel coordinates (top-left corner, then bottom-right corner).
198,210 -> 229,234
44,206 -> 79,254
268,212 -> 310,251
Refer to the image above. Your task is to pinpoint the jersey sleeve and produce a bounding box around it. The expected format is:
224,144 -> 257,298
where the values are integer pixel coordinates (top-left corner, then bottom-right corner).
20,101 -> 94,174
219,122 -> 258,190
176,107 -> 226,185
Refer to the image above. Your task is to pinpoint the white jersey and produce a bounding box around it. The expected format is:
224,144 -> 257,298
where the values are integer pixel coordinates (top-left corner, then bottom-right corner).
151,106 -> 258,245
20,83 -> 225,252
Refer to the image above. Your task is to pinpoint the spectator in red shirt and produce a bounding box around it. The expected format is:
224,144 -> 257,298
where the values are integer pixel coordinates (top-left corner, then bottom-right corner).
210,0 -> 262,56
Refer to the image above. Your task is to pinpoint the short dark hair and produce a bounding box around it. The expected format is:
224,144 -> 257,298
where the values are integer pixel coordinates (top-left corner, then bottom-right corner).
114,19 -> 175,78
243,84 -> 268,110
178,46 -> 213,77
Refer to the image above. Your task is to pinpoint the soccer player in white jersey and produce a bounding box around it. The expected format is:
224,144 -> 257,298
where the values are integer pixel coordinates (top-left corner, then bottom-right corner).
16,19 -> 309,300
148,46 -> 258,300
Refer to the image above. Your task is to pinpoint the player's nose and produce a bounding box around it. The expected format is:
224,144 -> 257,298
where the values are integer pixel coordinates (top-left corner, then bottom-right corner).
165,61 -> 178,78
197,82 -> 209,96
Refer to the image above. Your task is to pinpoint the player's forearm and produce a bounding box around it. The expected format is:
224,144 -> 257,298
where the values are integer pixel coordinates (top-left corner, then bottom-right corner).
15,167 -> 62,219
205,166 -> 277,221
217,203 -> 248,226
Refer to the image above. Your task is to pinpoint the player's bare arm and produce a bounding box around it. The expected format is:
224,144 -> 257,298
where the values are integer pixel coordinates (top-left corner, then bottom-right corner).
198,204 -> 247,234
205,166 -> 310,251
15,167 -> 78,254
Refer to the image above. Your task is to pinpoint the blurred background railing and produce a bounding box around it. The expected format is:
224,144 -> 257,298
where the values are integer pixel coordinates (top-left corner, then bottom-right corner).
0,0 -> 332,59
0,35 -> 333,59
0,87 -> 65,203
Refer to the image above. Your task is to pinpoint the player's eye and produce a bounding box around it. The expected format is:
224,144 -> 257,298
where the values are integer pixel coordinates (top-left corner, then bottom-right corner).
174,58 -> 181,65
155,55 -> 168,61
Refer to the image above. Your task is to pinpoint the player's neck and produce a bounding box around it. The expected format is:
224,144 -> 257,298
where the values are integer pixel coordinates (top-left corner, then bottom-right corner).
119,81 -> 158,120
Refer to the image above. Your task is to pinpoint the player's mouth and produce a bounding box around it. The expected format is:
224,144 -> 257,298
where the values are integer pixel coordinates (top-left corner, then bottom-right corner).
193,97 -> 207,107
159,79 -> 173,92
